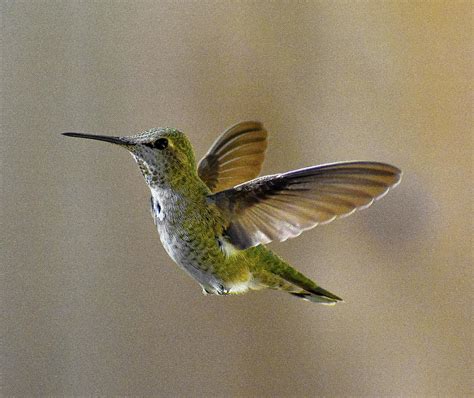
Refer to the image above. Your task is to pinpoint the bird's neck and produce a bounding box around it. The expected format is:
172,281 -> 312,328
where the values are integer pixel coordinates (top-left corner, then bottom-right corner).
147,169 -> 210,203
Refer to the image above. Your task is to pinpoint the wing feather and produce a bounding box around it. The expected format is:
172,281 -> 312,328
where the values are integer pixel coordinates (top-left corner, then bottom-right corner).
197,121 -> 268,192
209,161 -> 401,249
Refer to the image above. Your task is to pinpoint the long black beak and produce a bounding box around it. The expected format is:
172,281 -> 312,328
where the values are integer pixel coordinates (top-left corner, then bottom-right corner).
62,132 -> 132,146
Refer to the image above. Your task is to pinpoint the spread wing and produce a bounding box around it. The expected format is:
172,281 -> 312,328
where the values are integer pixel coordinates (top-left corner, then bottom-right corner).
209,161 -> 402,249
197,121 -> 268,192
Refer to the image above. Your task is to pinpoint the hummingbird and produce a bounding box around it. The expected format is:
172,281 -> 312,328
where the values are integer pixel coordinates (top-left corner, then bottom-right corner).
63,122 -> 401,304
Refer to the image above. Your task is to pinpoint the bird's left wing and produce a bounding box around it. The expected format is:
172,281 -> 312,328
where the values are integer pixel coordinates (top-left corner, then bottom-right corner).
197,121 -> 268,192
208,161 -> 401,249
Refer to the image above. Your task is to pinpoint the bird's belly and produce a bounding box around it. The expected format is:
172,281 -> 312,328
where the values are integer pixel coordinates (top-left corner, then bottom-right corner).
155,223 -> 227,293
155,222 -> 254,295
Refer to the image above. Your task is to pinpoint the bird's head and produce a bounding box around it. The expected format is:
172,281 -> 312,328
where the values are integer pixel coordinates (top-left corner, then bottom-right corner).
63,128 -> 197,187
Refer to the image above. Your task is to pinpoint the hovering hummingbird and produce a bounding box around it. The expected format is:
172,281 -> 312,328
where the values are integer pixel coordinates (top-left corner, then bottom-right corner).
63,122 -> 401,304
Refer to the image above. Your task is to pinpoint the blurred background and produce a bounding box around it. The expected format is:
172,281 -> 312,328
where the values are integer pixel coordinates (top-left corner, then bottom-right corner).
2,1 -> 472,396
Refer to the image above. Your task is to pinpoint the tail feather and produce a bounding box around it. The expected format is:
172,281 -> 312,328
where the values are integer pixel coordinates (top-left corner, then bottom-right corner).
246,245 -> 344,305
290,286 -> 343,305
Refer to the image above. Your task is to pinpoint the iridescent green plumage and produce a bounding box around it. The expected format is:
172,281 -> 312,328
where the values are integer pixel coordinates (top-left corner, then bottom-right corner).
63,122 -> 401,304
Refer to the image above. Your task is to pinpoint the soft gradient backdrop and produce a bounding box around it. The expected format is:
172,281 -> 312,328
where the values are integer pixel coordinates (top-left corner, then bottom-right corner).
2,1 -> 472,396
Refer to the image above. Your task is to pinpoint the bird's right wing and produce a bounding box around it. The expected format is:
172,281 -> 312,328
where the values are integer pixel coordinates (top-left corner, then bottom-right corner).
197,121 -> 268,193
208,161 -> 402,249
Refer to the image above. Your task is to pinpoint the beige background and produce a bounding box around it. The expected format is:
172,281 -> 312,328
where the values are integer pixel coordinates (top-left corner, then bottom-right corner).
2,1 -> 472,396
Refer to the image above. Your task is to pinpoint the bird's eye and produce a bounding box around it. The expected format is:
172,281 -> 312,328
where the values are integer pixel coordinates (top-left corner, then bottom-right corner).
152,138 -> 168,150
